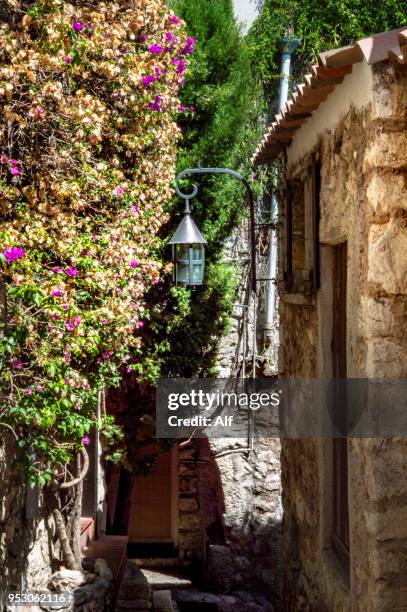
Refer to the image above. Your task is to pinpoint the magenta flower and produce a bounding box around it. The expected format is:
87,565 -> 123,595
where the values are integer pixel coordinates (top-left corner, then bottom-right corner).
165,32 -> 173,42
179,105 -> 186,112
10,165 -> 21,177
131,205 -> 140,213
72,20 -> 84,33
65,315 -> 81,332
64,56 -> 73,64
114,186 -> 125,196
189,105 -> 195,112
65,266 -> 79,277
148,95 -> 162,112
171,15 -> 182,24
174,58 -> 186,74
82,435 -> 91,446
3,247 -> 25,263
141,74 -> 156,87
53,266 -> 63,273
148,43 -> 163,54
23,387 -> 32,396
181,37 -> 197,55
136,321 -> 144,328
63,304 -> 71,311
1,154 -> 9,164
130,260 -> 139,268
51,289 -> 62,297
12,359 -> 23,369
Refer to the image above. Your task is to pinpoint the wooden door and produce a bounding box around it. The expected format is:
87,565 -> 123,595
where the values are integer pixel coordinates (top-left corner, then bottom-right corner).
332,242 -> 350,570
128,445 -> 178,544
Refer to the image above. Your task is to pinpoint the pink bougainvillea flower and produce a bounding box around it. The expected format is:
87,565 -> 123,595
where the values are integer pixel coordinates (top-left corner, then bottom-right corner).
3,247 -> 25,263
11,359 -> 23,369
34,106 -> 45,118
126,366 -> 133,373
130,260 -> 139,268
114,186 -> 125,196
51,289 -> 62,297
165,32 -> 173,42
136,321 -> 144,328
65,266 -> 79,277
179,105 -> 186,112
154,67 -> 162,76
171,15 -> 182,24
1,154 -> 9,164
53,266 -> 63,273
65,315 -> 81,332
174,58 -> 186,74
64,56 -> 73,64
63,304 -> 71,311
10,165 -> 21,176
131,205 -> 140,213
148,43 -> 163,54
181,37 -> 197,55
189,105 -> 195,112
23,387 -> 33,395
82,435 -> 91,446
72,20 -> 84,33
141,74 -> 156,87
148,95 -> 162,112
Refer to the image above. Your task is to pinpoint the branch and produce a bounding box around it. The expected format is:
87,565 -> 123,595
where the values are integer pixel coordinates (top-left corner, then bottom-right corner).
59,447 -> 89,489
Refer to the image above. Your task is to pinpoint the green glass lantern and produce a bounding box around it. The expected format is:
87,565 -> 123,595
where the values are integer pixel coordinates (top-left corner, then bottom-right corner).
168,209 -> 207,286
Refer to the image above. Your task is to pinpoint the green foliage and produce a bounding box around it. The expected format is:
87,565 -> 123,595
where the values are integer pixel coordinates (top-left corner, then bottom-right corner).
161,0 -> 262,375
248,0 -> 406,105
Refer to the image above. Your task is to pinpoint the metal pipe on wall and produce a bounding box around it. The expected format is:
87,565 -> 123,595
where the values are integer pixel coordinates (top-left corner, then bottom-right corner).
264,36 -> 301,343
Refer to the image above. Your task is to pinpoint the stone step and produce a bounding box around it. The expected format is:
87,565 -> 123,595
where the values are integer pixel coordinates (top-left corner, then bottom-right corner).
153,590 -> 174,612
132,557 -> 181,569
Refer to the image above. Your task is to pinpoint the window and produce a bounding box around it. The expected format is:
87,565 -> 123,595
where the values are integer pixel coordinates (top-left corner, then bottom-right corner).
281,154 -> 320,294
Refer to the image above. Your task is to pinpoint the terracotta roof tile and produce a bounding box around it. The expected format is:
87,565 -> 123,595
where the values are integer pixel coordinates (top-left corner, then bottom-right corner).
252,26 -> 407,166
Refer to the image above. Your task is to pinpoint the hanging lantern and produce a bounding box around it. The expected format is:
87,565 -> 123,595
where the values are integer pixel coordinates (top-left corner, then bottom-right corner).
168,210 -> 207,286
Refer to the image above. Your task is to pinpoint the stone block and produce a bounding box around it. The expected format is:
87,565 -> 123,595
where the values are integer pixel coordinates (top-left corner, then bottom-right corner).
368,220 -> 407,294
366,171 -> 407,217
363,130 -> 407,172
152,590 -> 173,612
48,569 -> 87,591
371,65 -> 407,122
179,497 -> 198,513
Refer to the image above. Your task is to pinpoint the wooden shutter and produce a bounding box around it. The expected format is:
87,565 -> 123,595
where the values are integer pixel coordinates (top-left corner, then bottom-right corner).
303,155 -> 320,293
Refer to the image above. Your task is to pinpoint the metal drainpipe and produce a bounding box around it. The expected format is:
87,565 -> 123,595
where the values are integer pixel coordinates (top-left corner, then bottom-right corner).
264,36 -> 301,344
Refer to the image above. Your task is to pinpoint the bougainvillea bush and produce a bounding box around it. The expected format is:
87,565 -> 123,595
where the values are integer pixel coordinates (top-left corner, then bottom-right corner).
0,0 -> 193,485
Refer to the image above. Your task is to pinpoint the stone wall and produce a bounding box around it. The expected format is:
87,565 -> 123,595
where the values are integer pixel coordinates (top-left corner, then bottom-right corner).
208,212 -> 283,605
279,59 -> 407,611
0,434 -> 55,593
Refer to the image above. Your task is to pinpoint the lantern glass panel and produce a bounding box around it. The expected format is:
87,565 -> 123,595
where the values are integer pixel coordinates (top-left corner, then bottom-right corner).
192,263 -> 204,283
176,244 -> 190,260
176,262 -> 190,283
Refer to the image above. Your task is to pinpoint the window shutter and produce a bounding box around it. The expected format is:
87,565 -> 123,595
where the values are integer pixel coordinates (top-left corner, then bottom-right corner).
303,155 -> 320,293
282,181 -> 293,293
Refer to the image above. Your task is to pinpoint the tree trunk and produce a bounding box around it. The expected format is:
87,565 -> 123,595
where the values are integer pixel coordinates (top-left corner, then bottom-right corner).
71,453 -> 84,568
44,484 -> 78,570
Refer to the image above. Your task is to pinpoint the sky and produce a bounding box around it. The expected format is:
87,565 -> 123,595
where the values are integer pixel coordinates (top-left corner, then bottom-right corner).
233,0 -> 259,32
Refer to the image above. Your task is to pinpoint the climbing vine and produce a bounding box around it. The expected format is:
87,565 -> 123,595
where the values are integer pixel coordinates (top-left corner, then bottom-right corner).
0,0 -> 194,487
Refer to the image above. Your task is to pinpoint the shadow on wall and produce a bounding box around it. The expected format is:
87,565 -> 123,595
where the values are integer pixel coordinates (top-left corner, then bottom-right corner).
0,434 -> 59,592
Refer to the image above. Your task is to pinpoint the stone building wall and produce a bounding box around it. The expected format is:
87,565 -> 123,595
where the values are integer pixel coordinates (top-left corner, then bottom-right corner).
208,213 -> 283,604
0,434 -> 55,592
279,59 -> 407,611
